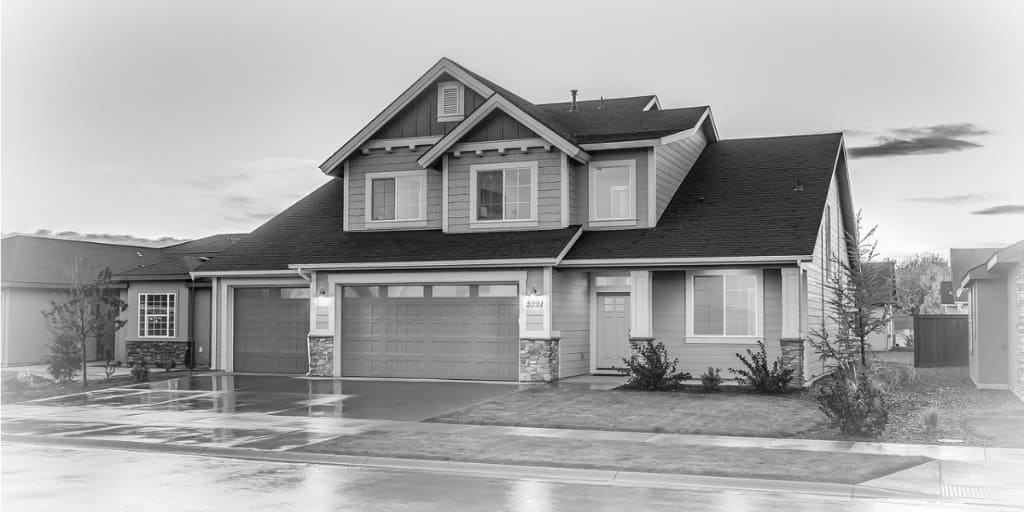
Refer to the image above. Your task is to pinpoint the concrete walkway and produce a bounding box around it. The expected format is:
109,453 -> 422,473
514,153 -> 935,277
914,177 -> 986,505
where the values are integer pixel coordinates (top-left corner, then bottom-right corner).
4,399 -> 1024,506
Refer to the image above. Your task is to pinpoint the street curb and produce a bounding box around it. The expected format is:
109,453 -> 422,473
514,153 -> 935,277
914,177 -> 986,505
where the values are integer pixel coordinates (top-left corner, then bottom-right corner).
1,434 -> 934,500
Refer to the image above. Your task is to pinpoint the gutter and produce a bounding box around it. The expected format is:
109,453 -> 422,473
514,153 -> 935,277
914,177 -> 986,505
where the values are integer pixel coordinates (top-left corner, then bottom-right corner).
559,255 -> 814,268
289,258 -> 558,272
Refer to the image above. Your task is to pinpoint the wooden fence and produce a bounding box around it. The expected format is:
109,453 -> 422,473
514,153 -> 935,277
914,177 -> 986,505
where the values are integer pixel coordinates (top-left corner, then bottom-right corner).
913,314 -> 968,367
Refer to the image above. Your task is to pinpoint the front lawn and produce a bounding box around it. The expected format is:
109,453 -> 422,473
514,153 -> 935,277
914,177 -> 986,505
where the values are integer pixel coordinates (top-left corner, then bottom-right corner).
428,387 -> 828,437
296,430 -> 929,485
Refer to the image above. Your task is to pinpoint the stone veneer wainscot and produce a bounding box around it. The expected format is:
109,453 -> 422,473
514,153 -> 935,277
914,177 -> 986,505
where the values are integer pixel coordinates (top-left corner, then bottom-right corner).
307,335 -> 334,377
520,338 -> 559,382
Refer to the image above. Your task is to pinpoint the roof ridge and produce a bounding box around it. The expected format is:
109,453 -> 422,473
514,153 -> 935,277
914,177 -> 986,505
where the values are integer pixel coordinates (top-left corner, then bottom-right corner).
1,234 -> 169,251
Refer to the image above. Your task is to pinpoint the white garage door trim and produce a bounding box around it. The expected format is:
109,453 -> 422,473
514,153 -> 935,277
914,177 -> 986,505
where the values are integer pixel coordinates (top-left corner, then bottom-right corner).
214,277 -> 308,372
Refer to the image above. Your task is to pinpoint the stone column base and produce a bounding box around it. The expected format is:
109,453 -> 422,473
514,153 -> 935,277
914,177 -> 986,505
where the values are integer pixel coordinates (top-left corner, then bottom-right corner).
520,337 -> 559,382
779,338 -> 805,388
307,335 -> 335,377
126,340 -> 189,366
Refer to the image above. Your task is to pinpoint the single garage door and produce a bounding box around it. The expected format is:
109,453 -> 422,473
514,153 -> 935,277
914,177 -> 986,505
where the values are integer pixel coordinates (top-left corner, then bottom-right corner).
233,287 -> 310,373
341,284 -> 519,381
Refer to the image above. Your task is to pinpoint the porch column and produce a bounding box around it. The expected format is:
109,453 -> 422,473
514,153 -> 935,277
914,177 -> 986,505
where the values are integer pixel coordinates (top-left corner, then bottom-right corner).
780,266 -> 804,387
307,272 -> 337,377
629,270 -> 654,341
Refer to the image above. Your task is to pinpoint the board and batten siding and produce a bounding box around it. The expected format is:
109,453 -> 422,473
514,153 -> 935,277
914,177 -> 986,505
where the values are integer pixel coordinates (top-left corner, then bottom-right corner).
803,171 -> 848,382
446,149 -> 563,232
345,148 -> 442,231
654,130 -> 706,223
462,110 -> 539,142
371,75 -> 486,140
571,148 -> 651,229
553,269 -> 590,378
651,269 -> 783,377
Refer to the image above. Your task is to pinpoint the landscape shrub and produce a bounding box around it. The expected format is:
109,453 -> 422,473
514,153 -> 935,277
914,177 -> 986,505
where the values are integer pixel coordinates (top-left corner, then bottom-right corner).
921,408 -> 939,432
164,361 -> 176,372
103,363 -> 117,381
131,363 -> 150,383
902,333 -> 915,349
617,340 -> 691,391
45,332 -> 82,382
700,367 -> 722,392
729,340 -> 793,393
816,372 -> 889,437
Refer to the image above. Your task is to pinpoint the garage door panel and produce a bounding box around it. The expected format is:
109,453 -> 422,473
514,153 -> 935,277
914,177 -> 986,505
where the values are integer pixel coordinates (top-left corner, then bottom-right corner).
233,287 -> 310,373
341,286 -> 518,380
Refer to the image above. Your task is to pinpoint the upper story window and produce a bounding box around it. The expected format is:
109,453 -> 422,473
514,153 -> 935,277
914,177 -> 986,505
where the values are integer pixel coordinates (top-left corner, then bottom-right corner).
139,293 -> 176,338
469,161 -> 538,228
686,270 -> 762,343
437,81 -> 465,122
366,170 -> 426,224
589,160 -> 636,225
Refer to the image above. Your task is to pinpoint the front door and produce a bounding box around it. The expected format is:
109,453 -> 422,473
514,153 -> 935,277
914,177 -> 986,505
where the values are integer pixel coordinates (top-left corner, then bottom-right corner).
596,293 -> 631,370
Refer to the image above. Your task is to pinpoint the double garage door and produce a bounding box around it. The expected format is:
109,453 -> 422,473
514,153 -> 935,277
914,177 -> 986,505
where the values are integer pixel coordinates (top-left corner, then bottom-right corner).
232,284 -> 519,380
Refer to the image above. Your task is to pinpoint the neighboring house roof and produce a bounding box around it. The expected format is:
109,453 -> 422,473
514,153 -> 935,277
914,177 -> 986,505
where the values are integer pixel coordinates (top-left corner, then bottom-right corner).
863,260 -> 897,305
163,233 -> 246,255
320,58 -> 714,175
194,180 -> 582,272
116,234 -> 246,280
200,133 -> 847,271
563,133 -> 845,262
959,240 -> 1024,288
1,236 -> 166,287
950,247 -> 998,285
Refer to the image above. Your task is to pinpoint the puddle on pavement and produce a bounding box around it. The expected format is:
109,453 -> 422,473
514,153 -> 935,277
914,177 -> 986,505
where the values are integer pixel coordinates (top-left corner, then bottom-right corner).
1,420 -> 119,436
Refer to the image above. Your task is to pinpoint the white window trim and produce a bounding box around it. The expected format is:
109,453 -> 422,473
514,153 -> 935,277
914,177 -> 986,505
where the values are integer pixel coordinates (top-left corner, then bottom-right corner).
469,161 -> 539,229
138,292 -> 177,338
589,159 -> 637,226
364,169 -> 428,229
685,269 -> 763,344
437,81 -> 465,123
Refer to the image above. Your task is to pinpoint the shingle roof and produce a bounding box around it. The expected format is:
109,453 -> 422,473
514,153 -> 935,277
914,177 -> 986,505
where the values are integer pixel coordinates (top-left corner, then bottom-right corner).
564,133 -> 844,260
163,233 -> 246,255
196,180 -> 582,272
1,236 -> 166,286
116,256 -> 208,278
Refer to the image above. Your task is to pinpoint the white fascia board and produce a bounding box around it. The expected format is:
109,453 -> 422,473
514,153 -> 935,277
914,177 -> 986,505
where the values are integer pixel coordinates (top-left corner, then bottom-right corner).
558,255 -> 813,267
190,269 -> 300,279
579,139 -> 661,151
290,259 -> 557,271
643,96 -> 661,111
659,109 -> 711,145
360,136 -> 442,152
553,227 -> 584,265
319,58 -> 494,176
417,95 -> 589,168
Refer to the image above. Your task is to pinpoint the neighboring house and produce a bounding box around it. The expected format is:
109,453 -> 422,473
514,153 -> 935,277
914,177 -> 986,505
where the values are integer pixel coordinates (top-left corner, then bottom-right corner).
939,281 -> 968,314
193,57 -> 857,385
0,234 -> 242,366
863,261 -> 897,350
957,240 -> 1024,398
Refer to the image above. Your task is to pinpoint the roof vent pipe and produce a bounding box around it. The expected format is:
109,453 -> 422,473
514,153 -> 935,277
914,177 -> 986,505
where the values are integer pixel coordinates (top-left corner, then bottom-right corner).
569,89 -> 578,112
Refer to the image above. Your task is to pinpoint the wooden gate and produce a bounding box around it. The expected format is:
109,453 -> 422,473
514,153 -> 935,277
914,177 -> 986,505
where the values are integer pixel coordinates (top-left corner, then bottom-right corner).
913,314 -> 968,367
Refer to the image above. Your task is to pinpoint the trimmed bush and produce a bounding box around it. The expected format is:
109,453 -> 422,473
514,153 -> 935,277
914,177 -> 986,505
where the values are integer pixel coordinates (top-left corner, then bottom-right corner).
700,367 -> 722,392
729,340 -> 793,393
816,372 -> 889,437
45,332 -> 82,382
131,363 -> 150,383
617,340 -> 691,391
921,408 -> 939,432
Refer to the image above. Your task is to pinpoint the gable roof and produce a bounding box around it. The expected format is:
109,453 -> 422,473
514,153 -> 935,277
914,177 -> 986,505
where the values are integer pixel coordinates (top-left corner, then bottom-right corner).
1,236 -> 166,287
320,58 -> 714,174
193,180 -> 582,273
563,133 -> 845,262
950,247 -> 998,284
959,240 -> 1024,287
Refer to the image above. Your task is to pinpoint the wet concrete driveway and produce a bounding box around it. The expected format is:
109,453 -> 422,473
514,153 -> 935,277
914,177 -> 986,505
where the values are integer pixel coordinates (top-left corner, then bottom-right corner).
23,374 -> 527,421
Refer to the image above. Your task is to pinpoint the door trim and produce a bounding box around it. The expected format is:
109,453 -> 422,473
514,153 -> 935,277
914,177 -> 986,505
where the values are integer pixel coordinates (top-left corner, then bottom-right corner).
590,272 -> 632,374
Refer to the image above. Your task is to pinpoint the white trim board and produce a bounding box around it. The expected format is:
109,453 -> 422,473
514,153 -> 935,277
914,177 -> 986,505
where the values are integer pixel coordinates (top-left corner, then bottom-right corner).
290,259 -> 557,271
320,58 -> 495,175
560,256 -> 812,267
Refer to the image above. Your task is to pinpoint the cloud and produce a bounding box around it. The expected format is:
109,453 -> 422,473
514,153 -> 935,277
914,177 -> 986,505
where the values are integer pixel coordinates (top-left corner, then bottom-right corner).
229,157 -> 319,172
847,123 -> 987,158
184,172 -> 248,189
971,205 -> 1024,216
901,194 -> 989,205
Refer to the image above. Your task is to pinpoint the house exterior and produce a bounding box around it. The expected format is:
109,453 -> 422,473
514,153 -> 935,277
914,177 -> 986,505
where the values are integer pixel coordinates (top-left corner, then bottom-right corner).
939,281 -> 969,315
0,234 -> 241,366
193,58 -> 857,385
957,240 -> 1024,398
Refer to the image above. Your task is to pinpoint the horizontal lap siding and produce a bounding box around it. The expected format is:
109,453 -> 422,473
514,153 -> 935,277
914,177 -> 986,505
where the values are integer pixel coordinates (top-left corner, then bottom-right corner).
652,269 -> 783,377
554,269 -> 589,378
372,75 -> 486,139
804,174 -> 844,383
346,149 -> 442,231
446,149 -> 563,233
655,130 -> 706,222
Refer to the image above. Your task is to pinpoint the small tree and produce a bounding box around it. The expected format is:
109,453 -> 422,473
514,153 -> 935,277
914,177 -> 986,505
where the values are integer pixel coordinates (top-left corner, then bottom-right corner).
895,253 -> 949,315
41,265 -> 128,387
44,333 -> 83,382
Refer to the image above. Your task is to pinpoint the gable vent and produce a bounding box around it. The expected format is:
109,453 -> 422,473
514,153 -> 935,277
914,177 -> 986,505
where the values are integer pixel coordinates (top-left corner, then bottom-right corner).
437,81 -> 465,121
442,88 -> 460,115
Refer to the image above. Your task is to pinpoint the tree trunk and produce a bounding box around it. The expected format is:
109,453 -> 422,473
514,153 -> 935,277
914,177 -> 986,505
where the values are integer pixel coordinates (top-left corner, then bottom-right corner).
81,337 -> 88,387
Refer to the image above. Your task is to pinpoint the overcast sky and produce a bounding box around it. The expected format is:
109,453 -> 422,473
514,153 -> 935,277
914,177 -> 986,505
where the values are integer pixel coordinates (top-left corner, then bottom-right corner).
2,0 -> 1022,259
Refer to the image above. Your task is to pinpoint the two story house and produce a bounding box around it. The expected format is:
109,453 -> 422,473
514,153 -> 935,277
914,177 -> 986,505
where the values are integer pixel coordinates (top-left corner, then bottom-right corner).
191,58 -> 856,385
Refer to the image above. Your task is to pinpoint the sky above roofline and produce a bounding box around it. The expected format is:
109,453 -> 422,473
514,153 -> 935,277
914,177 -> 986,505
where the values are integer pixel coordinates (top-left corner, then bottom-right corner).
1,0 -> 1021,260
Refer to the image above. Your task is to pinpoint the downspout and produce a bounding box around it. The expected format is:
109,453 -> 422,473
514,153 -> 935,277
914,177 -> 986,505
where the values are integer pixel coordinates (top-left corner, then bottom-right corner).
293,266 -> 314,376
189,274 -> 196,373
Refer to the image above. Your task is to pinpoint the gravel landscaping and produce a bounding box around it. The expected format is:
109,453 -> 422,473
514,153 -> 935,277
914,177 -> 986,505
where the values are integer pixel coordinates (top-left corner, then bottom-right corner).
297,430 -> 930,485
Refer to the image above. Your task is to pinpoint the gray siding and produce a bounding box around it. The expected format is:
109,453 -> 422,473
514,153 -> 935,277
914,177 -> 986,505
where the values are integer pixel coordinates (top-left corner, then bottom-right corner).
462,111 -> 538,142
371,75 -> 486,139
553,269 -> 590,378
346,148 -> 442,231
651,269 -> 783,377
446,149 -> 563,233
571,148 -> 651,229
654,130 -> 706,223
